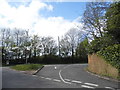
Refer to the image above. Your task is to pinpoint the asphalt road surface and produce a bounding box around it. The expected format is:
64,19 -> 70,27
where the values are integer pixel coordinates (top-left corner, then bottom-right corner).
2,64 -> 120,89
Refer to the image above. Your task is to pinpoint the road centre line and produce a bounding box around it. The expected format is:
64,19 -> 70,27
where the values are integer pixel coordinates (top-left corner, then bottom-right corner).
64,79 -> 71,82
40,76 -> 61,82
84,83 -> 98,87
81,85 -> 95,89
105,87 -> 115,90
32,75 -> 37,77
71,80 -> 82,84
40,76 -> 45,79
53,79 -> 61,82
59,70 -> 72,84
45,78 -> 52,80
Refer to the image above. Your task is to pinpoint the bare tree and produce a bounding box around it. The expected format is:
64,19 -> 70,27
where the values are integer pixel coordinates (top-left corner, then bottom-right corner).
1,29 -> 5,60
1,28 -> 14,64
66,28 -> 81,57
60,36 -> 71,57
31,35 -> 40,57
40,36 -> 57,55
82,2 -> 110,39
60,28 -> 82,57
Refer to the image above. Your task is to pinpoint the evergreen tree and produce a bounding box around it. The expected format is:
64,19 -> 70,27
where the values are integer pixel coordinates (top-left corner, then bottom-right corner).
105,2 -> 120,43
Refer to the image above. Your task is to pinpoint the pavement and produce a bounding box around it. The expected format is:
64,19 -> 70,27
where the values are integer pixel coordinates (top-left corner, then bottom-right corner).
2,64 -> 120,89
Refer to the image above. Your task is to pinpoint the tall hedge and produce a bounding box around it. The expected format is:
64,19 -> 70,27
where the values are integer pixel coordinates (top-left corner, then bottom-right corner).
88,35 -> 117,54
97,44 -> 120,72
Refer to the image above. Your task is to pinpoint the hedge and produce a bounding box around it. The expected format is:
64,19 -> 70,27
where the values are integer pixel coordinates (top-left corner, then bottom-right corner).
3,55 -> 88,65
97,44 -> 120,72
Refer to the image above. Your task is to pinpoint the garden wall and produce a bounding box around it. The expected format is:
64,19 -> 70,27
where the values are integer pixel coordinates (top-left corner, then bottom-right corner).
88,53 -> 119,79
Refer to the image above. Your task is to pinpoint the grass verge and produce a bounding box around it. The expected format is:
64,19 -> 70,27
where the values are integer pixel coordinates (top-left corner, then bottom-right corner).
10,64 -> 43,71
86,67 -> 120,81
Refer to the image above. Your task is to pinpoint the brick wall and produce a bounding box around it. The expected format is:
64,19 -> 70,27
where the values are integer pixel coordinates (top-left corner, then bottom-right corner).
88,53 -> 119,79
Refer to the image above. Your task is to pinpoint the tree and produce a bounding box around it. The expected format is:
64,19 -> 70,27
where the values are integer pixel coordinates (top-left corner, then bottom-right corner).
0,28 -> 12,61
60,36 -> 71,57
105,2 -> 120,43
22,30 -> 31,63
31,35 -> 40,57
76,37 -> 89,62
12,29 -> 31,61
40,36 -> 57,55
1,29 -> 5,60
88,33 -> 117,54
66,28 -> 84,57
60,28 -> 82,57
83,2 -> 110,40
66,28 -> 79,57
13,28 -> 24,59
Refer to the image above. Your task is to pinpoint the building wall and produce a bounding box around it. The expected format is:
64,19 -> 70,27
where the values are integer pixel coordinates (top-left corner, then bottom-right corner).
88,53 -> 119,79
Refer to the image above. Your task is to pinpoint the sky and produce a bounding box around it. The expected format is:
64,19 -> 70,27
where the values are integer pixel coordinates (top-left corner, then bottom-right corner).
0,0 -> 87,41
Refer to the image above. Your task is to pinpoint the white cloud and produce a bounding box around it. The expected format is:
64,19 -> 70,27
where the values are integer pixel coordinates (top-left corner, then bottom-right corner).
33,16 -> 83,41
0,0 -> 83,41
47,5 -> 54,11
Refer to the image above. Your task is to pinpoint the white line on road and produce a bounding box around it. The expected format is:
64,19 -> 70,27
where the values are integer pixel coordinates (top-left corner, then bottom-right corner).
53,79 -> 61,82
71,80 -> 82,84
32,75 -> 37,77
105,87 -> 115,90
81,85 -> 95,89
84,83 -> 98,87
59,70 -> 72,84
64,79 -> 71,82
40,76 -> 45,79
45,78 -> 52,80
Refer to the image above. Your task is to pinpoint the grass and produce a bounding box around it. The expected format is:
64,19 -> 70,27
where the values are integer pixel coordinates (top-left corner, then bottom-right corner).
11,64 -> 43,71
86,67 -> 120,81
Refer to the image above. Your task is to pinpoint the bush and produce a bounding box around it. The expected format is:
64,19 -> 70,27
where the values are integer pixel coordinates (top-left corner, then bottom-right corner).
3,54 -> 88,65
88,35 -> 117,54
76,38 -> 89,62
29,56 -> 44,64
42,55 -> 61,64
97,44 -> 120,72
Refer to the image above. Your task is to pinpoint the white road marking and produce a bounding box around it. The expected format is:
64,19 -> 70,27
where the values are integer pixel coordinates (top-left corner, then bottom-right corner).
105,87 -> 115,90
58,64 -> 100,88
54,66 -> 57,69
53,79 -> 61,82
59,70 -> 72,84
71,80 -> 82,84
81,85 -> 95,89
32,75 -> 37,77
40,76 -> 45,79
64,79 -> 71,82
45,78 -> 52,80
84,83 -> 98,87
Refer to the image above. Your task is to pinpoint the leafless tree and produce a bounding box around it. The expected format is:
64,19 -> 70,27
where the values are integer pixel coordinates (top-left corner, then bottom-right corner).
82,2 -> 110,40
40,36 -> 57,55
60,28 -> 83,57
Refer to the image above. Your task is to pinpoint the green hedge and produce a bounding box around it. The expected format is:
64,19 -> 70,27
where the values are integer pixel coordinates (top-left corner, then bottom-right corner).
88,35 -> 117,54
97,44 -> 120,72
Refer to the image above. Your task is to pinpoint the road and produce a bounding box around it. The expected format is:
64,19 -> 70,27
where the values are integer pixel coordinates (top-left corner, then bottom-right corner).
2,64 -> 120,89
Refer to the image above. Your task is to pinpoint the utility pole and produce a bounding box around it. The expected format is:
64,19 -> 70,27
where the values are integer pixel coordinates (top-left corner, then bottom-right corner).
58,36 -> 60,56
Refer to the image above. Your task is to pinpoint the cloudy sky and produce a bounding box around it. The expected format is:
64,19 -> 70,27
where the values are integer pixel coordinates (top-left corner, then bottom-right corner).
0,0 -> 87,40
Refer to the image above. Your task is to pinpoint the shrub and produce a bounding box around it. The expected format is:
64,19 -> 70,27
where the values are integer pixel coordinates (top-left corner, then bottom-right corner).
88,35 -> 117,54
97,44 -> 120,72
